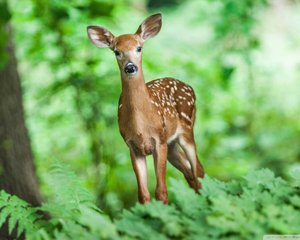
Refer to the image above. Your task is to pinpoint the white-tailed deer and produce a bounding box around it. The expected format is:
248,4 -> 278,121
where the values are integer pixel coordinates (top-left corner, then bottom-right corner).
87,13 -> 204,204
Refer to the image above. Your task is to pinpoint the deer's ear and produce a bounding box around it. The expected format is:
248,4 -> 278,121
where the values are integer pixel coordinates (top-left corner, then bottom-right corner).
87,26 -> 115,48
136,13 -> 162,41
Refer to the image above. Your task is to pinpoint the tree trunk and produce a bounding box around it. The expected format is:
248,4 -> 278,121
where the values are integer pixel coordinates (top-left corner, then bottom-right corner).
0,23 -> 42,238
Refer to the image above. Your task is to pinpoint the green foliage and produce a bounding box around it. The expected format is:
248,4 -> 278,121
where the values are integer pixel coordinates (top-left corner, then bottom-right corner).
41,163 -> 96,219
1,1 -> 299,238
212,0 -> 268,51
37,163 -> 118,240
1,168 -> 300,239
0,163 -> 117,239
0,190 -> 41,237
6,0 -> 300,216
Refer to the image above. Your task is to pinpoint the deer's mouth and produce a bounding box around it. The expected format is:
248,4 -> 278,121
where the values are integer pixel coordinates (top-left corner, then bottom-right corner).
124,62 -> 138,75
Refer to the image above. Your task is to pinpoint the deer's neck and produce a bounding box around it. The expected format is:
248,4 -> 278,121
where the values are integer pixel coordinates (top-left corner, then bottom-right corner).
121,71 -> 150,110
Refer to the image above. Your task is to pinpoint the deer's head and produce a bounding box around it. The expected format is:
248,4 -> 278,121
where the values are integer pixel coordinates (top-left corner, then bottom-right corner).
87,13 -> 162,78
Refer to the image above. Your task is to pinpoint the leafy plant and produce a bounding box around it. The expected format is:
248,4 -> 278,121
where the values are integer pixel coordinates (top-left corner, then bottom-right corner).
1,166 -> 299,239
0,190 -> 41,238
0,163 -> 116,239
117,169 -> 300,240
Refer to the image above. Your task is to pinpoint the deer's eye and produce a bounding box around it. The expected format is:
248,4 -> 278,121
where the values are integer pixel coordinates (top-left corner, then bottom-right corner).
137,46 -> 142,52
114,50 -> 120,56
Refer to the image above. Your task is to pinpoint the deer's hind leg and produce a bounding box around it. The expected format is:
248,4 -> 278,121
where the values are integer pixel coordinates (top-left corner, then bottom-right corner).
177,132 -> 204,192
167,142 -> 201,192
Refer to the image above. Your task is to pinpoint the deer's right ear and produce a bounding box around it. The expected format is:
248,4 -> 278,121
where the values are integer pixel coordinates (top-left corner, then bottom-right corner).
87,26 -> 115,48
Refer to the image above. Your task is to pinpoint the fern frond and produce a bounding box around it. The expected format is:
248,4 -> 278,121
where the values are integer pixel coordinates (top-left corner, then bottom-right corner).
45,162 -> 95,206
0,190 -> 41,238
40,162 -> 96,220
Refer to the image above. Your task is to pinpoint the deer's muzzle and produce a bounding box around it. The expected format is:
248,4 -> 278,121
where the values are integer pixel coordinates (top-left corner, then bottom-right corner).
124,62 -> 138,75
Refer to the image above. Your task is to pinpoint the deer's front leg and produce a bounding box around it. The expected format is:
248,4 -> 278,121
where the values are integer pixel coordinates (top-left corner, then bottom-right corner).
153,143 -> 168,204
130,149 -> 150,204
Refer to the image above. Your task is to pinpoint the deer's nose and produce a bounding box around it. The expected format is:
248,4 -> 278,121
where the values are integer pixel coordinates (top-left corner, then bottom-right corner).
124,62 -> 138,75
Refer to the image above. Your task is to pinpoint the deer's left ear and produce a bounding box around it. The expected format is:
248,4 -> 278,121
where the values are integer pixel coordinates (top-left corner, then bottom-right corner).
87,26 -> 115,48
136,13 -> 162,41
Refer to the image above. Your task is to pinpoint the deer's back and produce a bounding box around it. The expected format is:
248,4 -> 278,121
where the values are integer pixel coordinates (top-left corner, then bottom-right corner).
146,78 -> 196,129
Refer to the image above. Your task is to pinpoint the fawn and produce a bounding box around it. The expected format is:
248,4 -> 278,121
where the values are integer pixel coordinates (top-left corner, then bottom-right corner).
87,13 -> 204,204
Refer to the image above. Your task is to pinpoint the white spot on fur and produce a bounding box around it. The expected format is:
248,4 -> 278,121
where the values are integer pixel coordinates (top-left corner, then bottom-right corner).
180,112 -> 191,122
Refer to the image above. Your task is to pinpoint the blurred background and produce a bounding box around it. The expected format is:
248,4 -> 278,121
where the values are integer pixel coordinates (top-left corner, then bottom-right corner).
0,0 -> 299,217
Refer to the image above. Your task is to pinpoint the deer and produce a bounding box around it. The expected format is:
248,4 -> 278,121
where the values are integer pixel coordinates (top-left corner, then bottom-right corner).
87,13 -> 204,204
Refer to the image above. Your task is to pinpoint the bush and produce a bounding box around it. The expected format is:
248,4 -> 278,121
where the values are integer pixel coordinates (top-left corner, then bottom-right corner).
1,165 -> 299,239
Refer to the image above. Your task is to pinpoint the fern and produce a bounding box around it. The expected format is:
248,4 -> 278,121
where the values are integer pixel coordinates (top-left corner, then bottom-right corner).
45,162 -> 95,205
116,169 -> 300,240
116,201 -> 182,240
41,163 -> 96,218
0,163 -> 115,240
1,167 -> 300,240
34,162 -> 115,240
0,190 -> 41,238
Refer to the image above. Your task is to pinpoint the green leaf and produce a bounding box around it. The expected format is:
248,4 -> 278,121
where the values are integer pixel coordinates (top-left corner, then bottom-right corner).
0,206 -> 10,229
